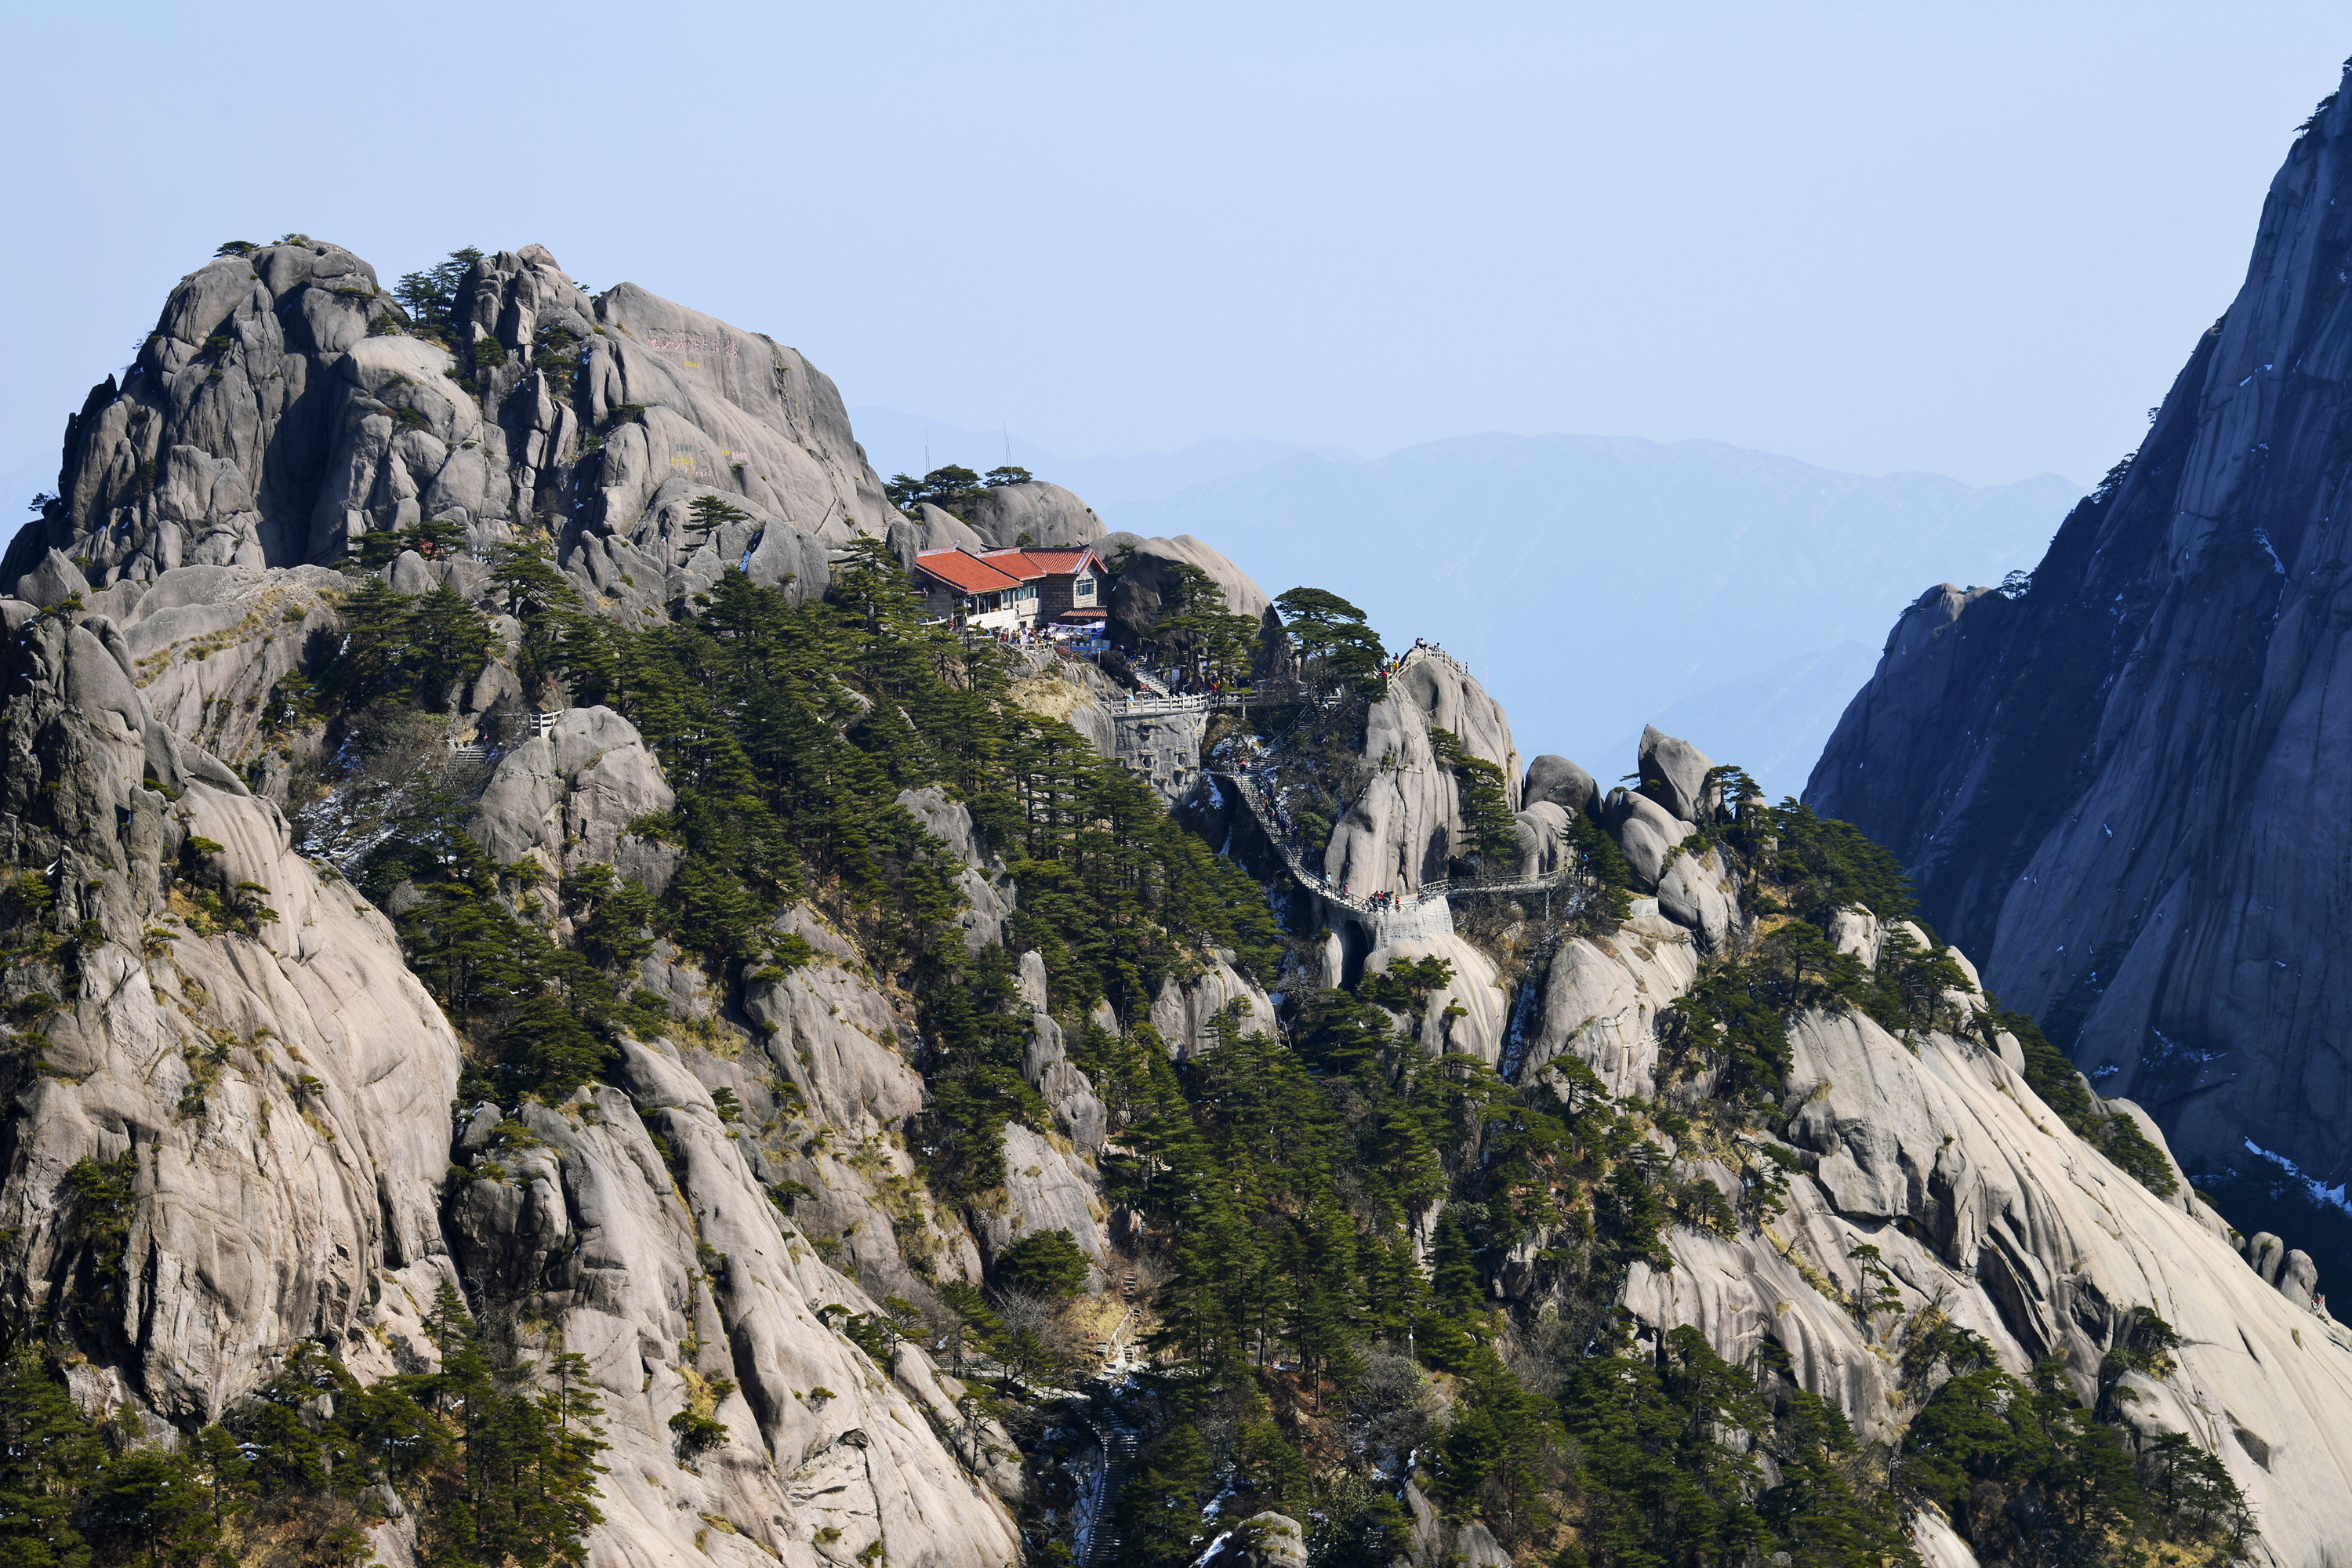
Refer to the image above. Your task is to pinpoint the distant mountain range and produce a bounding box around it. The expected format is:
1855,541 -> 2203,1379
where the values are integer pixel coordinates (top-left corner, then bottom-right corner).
858,411 -> 2079,798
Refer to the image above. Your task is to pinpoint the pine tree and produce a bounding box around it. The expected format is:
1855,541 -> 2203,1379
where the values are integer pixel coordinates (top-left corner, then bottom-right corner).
0,1334 -> 101,1568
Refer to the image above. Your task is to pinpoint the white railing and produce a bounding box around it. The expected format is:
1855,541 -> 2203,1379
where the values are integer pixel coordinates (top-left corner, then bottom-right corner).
445,710 -> 561,760
1393,641 -> 1470,681
1116,691 -> 1250,718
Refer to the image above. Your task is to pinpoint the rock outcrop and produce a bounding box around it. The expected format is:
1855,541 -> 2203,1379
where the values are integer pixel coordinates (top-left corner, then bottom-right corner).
471,705 -> 680,891
1522,753 -> 1598,818
3,241 -> 890,625
1103,533 -> 1271,647
0,606 -> 463,1420
1517,890 -> 2352,1563
0,242 -> 1052,1568
1150,955 -> 1280,1058
1324,649 -> 1520,895
955,481 -> 1105,550
895,786 -> 1014,954
1804,67 -> 2352,1189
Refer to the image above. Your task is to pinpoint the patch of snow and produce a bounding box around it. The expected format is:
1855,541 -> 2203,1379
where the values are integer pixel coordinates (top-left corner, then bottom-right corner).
2242,1138 -> 2352,1215
2255,526 -> 2286,575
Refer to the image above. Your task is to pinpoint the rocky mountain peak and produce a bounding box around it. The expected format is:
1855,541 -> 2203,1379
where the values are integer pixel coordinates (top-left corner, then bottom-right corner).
5,241 -> 894,621
1806,60 -> 2352,1211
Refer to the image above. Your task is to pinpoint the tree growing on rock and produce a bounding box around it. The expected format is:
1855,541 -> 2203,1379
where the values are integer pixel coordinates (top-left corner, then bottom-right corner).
1274,586 -> 1385,694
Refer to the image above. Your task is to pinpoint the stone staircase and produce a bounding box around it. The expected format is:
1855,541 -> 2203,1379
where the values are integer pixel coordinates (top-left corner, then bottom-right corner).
443,710 -> 563,762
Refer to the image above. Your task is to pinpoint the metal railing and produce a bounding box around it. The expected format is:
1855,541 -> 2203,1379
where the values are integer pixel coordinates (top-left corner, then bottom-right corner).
444,710 -> 564,760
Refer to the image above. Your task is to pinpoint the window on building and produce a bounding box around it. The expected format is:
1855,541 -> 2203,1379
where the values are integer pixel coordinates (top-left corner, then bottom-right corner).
1073,575 -> 1096,601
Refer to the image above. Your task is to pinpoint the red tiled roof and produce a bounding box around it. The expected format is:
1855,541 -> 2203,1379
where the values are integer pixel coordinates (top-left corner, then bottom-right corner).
914,550 -> 1023,594
977,546 -> 1101,579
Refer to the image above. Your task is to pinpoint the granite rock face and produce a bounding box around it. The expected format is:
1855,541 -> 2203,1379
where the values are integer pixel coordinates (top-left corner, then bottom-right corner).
1515,890 -> 2352,1564
471,705 -> 680,891
1804,71 -> 2352,1187
895,786 -> 1014,953
0,596 -> 1024,1567
3,242 -> 887,625
0,608 -> 463,1421
955,481 -> 1105,550
1150,955 -> 1280,1058
1105,533 -> 1271,647
1324,651 -> 1520,895
1521,753 -> 1598,818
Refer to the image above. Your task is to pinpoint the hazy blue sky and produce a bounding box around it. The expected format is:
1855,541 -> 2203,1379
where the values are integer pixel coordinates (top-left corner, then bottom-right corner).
4,2 -> 2347,495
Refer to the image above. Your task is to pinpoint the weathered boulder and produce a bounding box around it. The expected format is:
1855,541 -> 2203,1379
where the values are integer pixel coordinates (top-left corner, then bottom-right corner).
1150,955 -> 1280,1057
1202,1512 -> 1308,1568
1514,800 -> 1573,878
1656,842 -> 1737,952
885,501 -> 986,568
1523,752 -> 1598,817
1106,533 -> 1271,646
955,480 -> 1106,550
471,705 -> 679,890
1602,786 -> 1690,891
1636,724 -> 1721,824
1326,655 -> 1519,894
1828,905 -> 1882,968
19,549 -> 91,608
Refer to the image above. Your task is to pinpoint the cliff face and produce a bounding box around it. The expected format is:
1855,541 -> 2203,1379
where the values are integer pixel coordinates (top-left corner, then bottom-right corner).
20,228 -> 2352,1566
1807,68 -> 2352,1185
0,244 -> 1042,1568
4,241 -> 890,624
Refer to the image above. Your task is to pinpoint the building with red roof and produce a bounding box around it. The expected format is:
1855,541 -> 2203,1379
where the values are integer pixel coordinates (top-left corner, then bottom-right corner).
912,546 -> 1105,631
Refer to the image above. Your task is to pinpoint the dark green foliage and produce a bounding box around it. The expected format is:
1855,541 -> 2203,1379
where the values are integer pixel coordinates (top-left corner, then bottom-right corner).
60,1152 -> 137,1339
1565,808 -> 1634,920
1544,1323 -> 1920,1567
349,517 -> 468,572
1998,1009 -> 2179,1197
1900,1356 -> 2178,1560
0,1297 -> 602,1568
320,581 -> 493,710
685,494 -> 750,539
995,1229 -> 1090,1297
0,1331 -> 103,1568
1147,561 -> 1258,684
347,781 -> 641,1102
884,466 -> 983,514
1272,586 -> 1385,692
1719,797 -> 1917,924
1110,1419 -> 1213,1566
393,247 -> 484,336
984,465 -> 1033,488
1427,728 -> 1517,868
